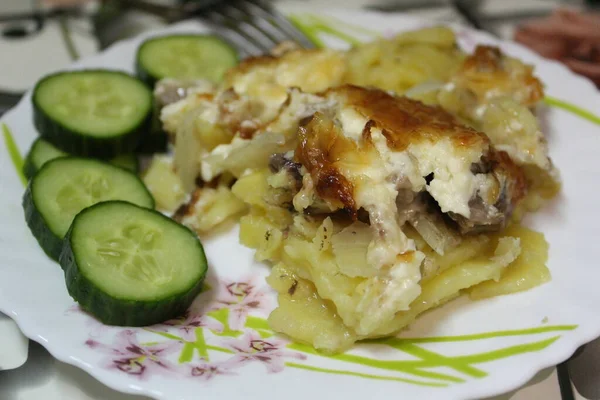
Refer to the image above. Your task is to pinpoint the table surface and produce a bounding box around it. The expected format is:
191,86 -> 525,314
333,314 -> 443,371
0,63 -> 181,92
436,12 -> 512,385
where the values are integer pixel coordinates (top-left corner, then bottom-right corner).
0,0 -> 596,399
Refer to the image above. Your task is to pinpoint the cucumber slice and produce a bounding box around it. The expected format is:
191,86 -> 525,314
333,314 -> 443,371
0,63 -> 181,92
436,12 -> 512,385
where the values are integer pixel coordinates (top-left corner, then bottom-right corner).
23,138 -> 65,179
32,70 -> 152,158
61,201 -> 207,326
110,154 -> 140,172
136,35 -> 238,86
137,102 -> 168,154
23,138 -> 139,179
23,158 -> 154,260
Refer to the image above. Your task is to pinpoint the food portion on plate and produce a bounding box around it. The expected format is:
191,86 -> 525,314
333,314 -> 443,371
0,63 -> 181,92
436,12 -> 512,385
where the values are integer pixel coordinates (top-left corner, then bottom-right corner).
152,26 -> 559,352
19,26 -> 559,355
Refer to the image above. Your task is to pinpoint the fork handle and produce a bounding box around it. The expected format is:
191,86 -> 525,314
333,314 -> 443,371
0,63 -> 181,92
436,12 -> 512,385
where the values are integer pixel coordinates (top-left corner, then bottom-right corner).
110,0 -> 223,22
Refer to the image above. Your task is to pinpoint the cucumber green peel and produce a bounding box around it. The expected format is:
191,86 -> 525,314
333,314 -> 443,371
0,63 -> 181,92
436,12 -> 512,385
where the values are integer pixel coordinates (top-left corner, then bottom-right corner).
61,201 -> 207,326
33,70 -> 152,158
136,34 -> 238,85
23,138 -> 138,179
23,157 -> 154,260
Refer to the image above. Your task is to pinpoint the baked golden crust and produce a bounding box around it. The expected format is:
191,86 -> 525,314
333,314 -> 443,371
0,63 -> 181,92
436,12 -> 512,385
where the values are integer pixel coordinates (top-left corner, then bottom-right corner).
292,85 -> 527,233
296,112 -> 360,216
332,84 -> 489,151
455,45 -> 544,107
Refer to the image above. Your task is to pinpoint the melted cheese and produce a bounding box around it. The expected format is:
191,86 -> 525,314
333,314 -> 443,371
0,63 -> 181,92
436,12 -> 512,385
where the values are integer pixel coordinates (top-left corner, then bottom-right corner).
225,48 -> 347,120
409,138 -> 481,217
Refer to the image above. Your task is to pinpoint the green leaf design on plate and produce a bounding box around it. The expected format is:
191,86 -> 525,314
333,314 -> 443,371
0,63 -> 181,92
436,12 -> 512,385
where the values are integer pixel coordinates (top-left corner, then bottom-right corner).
289,13 -> 379,48
544,96 -> 600,126
2,123 -> 27,186
375,325 -> 578,344
285,362 -> 448,387
145,300 -> 576,387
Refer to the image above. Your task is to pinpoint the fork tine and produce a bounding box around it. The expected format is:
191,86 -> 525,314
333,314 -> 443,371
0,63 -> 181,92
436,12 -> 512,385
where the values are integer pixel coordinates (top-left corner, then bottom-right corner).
203,10 -> 264,57
244,0 -> 315,49
216,5 -> 279,51
231,1 -> 295,45
200,0 -> 315,56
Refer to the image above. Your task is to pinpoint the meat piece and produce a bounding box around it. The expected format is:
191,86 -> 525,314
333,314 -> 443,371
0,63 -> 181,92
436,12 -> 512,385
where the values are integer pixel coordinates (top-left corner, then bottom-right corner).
449,150 -> 528,234
154,78 -> 215,108
268,153 -> 303,184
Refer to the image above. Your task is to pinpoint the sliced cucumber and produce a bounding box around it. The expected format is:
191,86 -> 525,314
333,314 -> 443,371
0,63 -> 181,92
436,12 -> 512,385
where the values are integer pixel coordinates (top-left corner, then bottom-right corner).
110,154 -> 139,173
23,138 -> 65,179
137,102 -> 168,154
23,158 -> 154,260
32,70 -> 152,158
61,201 -> 207,326
136,35 -> 238,86
23,138 -> 139,179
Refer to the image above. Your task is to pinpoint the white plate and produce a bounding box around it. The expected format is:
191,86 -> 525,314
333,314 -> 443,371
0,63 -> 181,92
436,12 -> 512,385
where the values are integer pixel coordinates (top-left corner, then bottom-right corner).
1,8 -> 600,400
0,313 -> 29,370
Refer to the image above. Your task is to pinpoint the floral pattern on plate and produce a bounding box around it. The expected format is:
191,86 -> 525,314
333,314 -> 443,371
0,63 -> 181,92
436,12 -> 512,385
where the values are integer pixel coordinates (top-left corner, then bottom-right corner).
70,273 -> 577,387
76,275 -> 305,381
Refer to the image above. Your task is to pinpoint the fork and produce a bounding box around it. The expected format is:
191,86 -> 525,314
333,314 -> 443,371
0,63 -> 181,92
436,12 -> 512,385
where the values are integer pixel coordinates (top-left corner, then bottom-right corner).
115,0 -> 315,56
199,0 -> 315,56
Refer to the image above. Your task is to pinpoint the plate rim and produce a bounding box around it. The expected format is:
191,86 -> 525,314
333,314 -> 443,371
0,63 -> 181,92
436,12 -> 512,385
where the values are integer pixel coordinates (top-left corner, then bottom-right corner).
1,8 -> 600,400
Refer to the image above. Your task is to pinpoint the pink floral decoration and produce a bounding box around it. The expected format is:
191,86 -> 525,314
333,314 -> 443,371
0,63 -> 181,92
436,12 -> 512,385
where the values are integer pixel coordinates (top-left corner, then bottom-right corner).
220,330 -> 306,373
153,310 -> 224,342
210,276 -> 273,331
78,276 -> 310,380
86,330 -> 183,378
189,363 -> 235,381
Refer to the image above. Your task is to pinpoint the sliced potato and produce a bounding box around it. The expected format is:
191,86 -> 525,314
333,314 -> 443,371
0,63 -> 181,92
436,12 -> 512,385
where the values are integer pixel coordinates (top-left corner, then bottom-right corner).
180,186 -> 246,233
142,156 -> 186,213
267,263 -> 357,353
371,236 -> 521,337
469,224 -> 550,300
